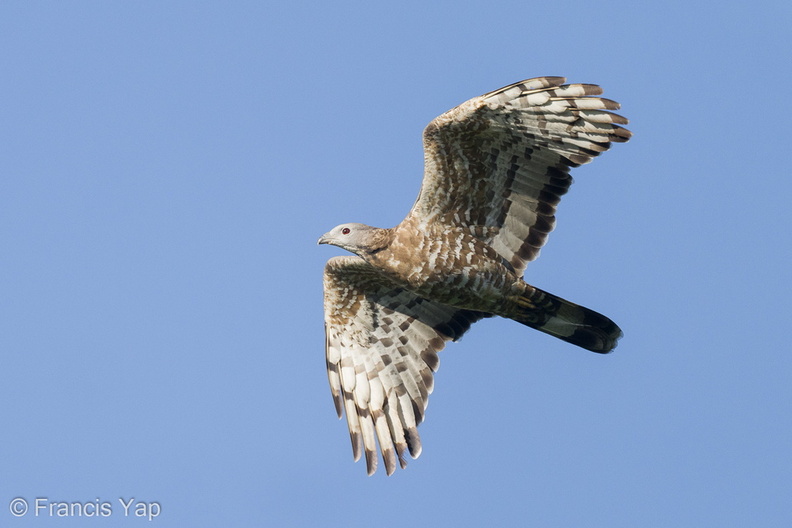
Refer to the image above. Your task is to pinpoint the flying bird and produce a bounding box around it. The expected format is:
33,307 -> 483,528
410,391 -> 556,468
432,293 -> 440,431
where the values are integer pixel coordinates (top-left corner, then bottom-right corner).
318,76 -> 630,475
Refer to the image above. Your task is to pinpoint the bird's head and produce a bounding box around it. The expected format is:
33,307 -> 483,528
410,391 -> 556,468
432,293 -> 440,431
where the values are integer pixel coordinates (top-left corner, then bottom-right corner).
318,223 -> 389,256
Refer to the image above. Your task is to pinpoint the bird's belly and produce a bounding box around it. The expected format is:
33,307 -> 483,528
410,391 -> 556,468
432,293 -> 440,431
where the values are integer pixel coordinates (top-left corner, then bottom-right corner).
398,260 -> 516,312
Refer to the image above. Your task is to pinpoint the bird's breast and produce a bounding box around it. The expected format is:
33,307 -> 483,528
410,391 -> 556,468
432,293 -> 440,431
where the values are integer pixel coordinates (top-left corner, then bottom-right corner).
369,227 -> 519,312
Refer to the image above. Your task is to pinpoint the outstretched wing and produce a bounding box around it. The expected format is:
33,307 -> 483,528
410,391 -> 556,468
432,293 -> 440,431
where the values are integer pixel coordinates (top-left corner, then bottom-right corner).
323,256 -> 487,475
406,76 -> 630,275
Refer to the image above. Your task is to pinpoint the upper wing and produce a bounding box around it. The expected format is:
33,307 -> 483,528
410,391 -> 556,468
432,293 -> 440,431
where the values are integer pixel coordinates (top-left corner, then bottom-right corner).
406,76 -> 631,275
323,255 -> 488,475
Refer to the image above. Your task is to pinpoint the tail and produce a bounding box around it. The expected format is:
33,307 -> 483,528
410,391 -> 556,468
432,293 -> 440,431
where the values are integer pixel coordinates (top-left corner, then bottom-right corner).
511,286 -> 623,353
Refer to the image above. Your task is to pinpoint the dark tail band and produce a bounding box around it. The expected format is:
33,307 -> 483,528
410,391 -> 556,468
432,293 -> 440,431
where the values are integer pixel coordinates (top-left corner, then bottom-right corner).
512,286 -> 622,353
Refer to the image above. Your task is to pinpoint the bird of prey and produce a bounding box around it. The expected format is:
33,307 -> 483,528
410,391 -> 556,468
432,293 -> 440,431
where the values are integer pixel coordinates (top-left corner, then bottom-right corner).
318,76 -> 630,475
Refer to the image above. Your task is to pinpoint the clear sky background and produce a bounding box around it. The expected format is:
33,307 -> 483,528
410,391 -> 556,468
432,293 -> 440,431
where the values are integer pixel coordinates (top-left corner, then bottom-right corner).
2,2 -> 790,527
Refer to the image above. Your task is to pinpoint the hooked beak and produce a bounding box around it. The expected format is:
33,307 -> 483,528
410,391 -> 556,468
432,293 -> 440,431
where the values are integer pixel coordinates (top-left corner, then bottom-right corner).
317,232 -> 331,245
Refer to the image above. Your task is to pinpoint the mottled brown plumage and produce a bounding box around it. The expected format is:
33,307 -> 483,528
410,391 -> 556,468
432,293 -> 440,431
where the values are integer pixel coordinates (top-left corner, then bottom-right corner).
319,76 -> 630,475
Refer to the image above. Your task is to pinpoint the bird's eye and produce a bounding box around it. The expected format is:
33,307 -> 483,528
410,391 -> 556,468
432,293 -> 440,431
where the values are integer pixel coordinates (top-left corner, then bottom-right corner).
341,227 -> 350,235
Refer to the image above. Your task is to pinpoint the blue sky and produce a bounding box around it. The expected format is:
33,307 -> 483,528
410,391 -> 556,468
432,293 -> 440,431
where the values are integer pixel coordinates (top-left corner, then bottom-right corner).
1,1 -> 790,526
